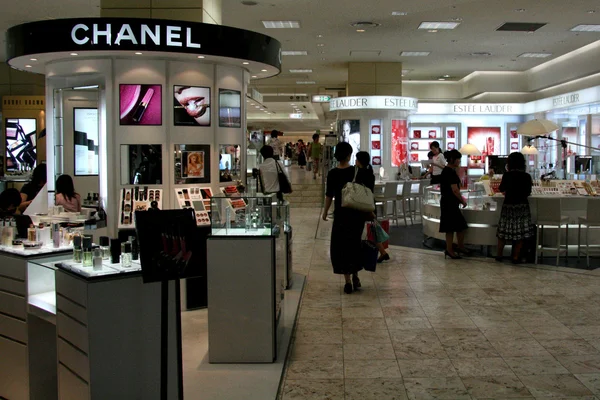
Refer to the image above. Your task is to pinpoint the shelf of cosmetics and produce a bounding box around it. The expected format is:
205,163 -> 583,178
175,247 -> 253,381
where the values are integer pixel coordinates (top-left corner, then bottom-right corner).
485,178 -> 600,197
67,234 -> 141,278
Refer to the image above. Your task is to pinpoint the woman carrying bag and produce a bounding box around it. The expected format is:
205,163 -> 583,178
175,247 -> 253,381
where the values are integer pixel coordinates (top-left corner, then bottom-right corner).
322,143 -> 374,294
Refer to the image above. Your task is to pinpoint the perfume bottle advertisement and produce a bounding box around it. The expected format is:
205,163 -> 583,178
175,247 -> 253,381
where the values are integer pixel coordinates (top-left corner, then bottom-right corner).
120,84 -> 162,125
74,108 -> 99,176
391,119 -> 408,167
467,127 -> 501,168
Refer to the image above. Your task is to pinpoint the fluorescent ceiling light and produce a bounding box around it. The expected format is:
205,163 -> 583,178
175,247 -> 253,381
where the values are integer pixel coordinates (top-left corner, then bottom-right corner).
262,21 -> 300,29
519,52 -> 552,58
281,50 -> 308,56
269,93 -> 308,96
296,81 -> 316,84
73,85 -> 99,90
392,11 -> 408,16
289,69 -> 313,73
197,56 -> 205,59
571,24 -> 600,32
400,51 -> 431,56
418,22 -> 460,30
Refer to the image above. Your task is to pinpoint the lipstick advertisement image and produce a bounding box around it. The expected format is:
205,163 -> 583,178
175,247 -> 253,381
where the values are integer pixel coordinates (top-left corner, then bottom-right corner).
218,89 -> 241,128
174,86 -> 211,126
120,84 -> 162,125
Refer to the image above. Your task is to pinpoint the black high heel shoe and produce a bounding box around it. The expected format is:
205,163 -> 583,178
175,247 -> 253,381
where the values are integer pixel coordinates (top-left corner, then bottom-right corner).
344,283 -> 353,294
457,247 -> 473,256
377,253 -> 390,263
495,256 -> 504,262
352,276 -> 361,291
444,250 -> 462,260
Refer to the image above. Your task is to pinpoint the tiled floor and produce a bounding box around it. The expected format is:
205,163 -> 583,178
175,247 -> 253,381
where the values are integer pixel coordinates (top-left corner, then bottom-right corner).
280,201 -> 600,399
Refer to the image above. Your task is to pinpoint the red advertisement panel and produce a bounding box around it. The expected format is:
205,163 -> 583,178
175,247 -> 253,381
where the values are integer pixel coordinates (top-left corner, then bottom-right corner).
467,127 -> 501,168
391,119 -> 408,167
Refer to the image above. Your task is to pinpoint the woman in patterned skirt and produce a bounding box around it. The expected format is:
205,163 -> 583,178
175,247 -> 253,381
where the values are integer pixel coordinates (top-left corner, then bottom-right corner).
496,152 -> 533,264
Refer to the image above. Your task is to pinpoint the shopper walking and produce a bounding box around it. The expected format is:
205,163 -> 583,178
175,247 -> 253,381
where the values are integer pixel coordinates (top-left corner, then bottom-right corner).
439,149 -> 469,259
55,174 -> 82,213
258,145 -> 291,202
430,141 -> 446,185
355,151 -> 390,263
268,130 -> 284,161
297,139 -> 307,169
322,143 -> 372,294
308,133 -> 323,180
496,152 -> 533,264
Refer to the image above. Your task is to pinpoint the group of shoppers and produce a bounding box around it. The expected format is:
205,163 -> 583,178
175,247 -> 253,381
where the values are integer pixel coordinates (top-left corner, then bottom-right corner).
0,163 -> 82,218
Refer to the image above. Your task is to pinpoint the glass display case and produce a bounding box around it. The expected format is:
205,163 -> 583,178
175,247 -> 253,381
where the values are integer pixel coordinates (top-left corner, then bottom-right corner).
210,194 -> 281,236
424,184 -> 487,210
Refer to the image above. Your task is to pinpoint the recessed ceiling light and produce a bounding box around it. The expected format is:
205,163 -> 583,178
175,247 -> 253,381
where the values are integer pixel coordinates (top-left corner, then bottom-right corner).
418,22 -> 460,30
135,52 -> 143,55
587,10 -> 596,14
321,58 -> 326,60
30,58 -> 37,61
317,34 -> 323,38
289,69 -> 313,73
251,75 -> 257,78
262,21 -> 300,29
317,43 -> 325,47
356,29 -> 366,33
351,21 -> 380,28
70,53 -> 78,56
392,11 -> 408,16
518,52 -> 552,58
251,103 -> 255,105
438,78 -> 446,81
291,103 -> 295,105
255,106 -> 260,108
400,51 -> 431,56
261,69 -> 268,72
449,17 -> 463,21
197,55 -> 205,59
427,30 -> 438,33
515,8 -> 526,12
243,62 -> 250,65
281,50 -> 308,56
296,81 -> 316,84
470,52 -> 493,56
571,24 -> 600,32
25,65 -> 32,68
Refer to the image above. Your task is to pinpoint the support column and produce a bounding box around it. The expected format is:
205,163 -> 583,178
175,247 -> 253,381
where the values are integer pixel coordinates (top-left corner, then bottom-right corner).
100,0 -> 221,24
347,62 -> 403,96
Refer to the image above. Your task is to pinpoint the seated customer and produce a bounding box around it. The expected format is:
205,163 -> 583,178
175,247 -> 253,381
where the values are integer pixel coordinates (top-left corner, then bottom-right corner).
55,175 -> 82,213
19,163 -> 47,212
0,188 -> 23,215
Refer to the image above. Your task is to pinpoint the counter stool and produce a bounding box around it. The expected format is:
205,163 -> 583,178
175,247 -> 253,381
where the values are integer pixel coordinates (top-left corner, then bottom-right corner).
535,197 -> 569,266
412,179 -> 429,220
375,182 -> 399,226
397,181 -> 414,226
578,198 -> 600,268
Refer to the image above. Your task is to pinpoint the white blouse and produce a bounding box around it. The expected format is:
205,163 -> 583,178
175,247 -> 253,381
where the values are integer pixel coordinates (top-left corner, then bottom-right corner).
432,153 -> 446,176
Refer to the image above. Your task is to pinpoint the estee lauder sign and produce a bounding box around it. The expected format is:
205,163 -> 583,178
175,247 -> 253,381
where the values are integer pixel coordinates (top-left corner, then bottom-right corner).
329,96 -> 418,111
552,93 -> 580,108
6,18 -> 281,70
452,104 -> 515,114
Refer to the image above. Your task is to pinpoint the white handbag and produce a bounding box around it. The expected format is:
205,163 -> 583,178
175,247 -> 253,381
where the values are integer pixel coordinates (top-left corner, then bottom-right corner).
341,167 -> 375,212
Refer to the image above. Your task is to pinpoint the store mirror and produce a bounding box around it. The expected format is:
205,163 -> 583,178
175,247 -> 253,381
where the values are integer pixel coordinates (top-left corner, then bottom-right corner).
219,144 -> 241,182
120,144 -> 163,185
174,144 -> 211,184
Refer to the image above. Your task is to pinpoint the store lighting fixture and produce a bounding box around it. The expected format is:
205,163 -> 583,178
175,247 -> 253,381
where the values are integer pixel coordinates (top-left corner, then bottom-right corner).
438,78 -> 446,81
400,51 -> 431,56
197,56 -> 205,59
518,52 -> 552,58
30,58 -> 37,61
262,21 -> 300,29
289,69 -> 313,73
73,85 -> 99,90
281,50 -> 308,56
317,34 -> 323,37
296,81 -> 316,84
587,10 -> 596,14
392,11 -> 408,16
571,24 -> 600,32
428,30 -> 438,33
356,29 -> 366,32
317,43 -> 325,47
261,69 -> 268,72
443,74 -> 450,78
521,144 -> 539,155
251,75 -> 257,78
70,53 -> 78,56
418,22 -> 461,30
135,52 -> 143,55
25,65 -> 32,68
243,62 -> 250,65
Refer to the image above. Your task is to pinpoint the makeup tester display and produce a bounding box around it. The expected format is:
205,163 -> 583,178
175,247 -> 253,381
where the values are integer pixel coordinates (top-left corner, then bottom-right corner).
118,186 -> 163,229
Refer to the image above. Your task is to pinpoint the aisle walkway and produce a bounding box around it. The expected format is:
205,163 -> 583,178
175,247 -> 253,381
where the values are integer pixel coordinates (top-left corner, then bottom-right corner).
280,210 -> 600,399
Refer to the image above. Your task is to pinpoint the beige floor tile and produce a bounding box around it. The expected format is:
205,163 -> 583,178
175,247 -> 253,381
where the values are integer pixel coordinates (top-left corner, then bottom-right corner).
539,340 -> 600,357
296,315 -> 342,330
385,316 -> 433,330
290,344 -> 343,361
480,326 -> 534,341
452,357 -> 515,377
444,339 -> 500,359
342,306 -> 384,319
343,329 -> 391,344
388,328 -> 439,344
525,325 -> 580,341
394,340 -> 449,360
286,360 -> 344,380
434,328 -> 488,344
557,356 -> 600,374
403,377 -> 471,400
344,343 -> 396,360
282,379 -> 344,400
344,378 -> 407,400
575,373 -> 600,395
489,339 -> 552,357
504,356 -> 570,375
344,359 -> 401,379
519,374 -> 594,398
397,358 -> 458,378
462,375 -> 532,399
382,306 -> 426,318
295,328 -> 343,344
342,317 -> 388,330
428,316 -> 477,329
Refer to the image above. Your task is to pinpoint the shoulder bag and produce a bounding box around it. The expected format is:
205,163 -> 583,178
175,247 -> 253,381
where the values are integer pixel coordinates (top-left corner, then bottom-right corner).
341,167 -> 375,212
275,161 -> 293,194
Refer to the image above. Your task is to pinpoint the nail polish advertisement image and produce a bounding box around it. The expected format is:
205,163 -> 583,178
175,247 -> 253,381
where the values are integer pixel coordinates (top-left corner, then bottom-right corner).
119,84 -> 162,125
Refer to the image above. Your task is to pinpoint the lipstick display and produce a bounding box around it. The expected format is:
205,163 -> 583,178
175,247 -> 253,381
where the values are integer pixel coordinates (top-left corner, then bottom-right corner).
132,88 -> 155,123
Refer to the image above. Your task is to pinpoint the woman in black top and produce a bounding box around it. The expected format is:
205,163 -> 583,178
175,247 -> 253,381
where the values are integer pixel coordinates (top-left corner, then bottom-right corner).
496,152 -> 533,264
439,150 -> 469,259
19,163 -> 47,212
322,143 -> 372,294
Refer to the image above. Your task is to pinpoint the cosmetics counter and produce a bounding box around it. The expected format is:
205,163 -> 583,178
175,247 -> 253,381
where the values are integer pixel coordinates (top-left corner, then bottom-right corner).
207,195 -> 290,363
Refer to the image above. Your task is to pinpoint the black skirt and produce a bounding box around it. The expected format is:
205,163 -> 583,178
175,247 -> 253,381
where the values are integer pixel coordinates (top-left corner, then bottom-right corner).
430,174 -> 442,185
497,203 -> 533,241
298,152 -> 307,166
330,211 -> 364,275
439,196 -> 468,233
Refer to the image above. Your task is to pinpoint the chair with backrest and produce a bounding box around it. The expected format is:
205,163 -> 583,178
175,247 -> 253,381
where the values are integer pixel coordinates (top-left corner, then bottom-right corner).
578,198 -> 600,268
374,182 -> 399,226
535,197 -> 569,266
396,181 -> 414,226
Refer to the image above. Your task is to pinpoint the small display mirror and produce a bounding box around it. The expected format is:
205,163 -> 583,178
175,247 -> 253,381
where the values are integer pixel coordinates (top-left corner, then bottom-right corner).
174,144 -> 211,184
219,144 -> 241,182
120,144 -> 163,185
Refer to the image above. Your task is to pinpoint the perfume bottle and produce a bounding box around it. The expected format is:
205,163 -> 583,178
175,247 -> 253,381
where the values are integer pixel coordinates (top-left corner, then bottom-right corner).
93,248 -> 103,271
131,238 -> 139,261
72,235 -> 83,263
82,236 -> 93,267
110,239 -> 121,264
52,223 -> 61,248
27,224 -> 36,242
99,236 -> 110,260
121,242 -> 132,268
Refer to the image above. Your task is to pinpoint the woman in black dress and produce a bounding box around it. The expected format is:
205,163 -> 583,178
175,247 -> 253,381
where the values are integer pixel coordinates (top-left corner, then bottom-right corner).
297,139 -> 307,168
322,143 -> 372,294
439,150 -> 469,259
496,152 -> 533,264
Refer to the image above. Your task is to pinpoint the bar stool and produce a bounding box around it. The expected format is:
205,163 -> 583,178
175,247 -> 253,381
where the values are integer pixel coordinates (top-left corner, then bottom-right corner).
535,198 -> 569,266
578,198 -> 600,268
412,179 -> 429,220
375,182 -> 399,226
396,181 -> 414,226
